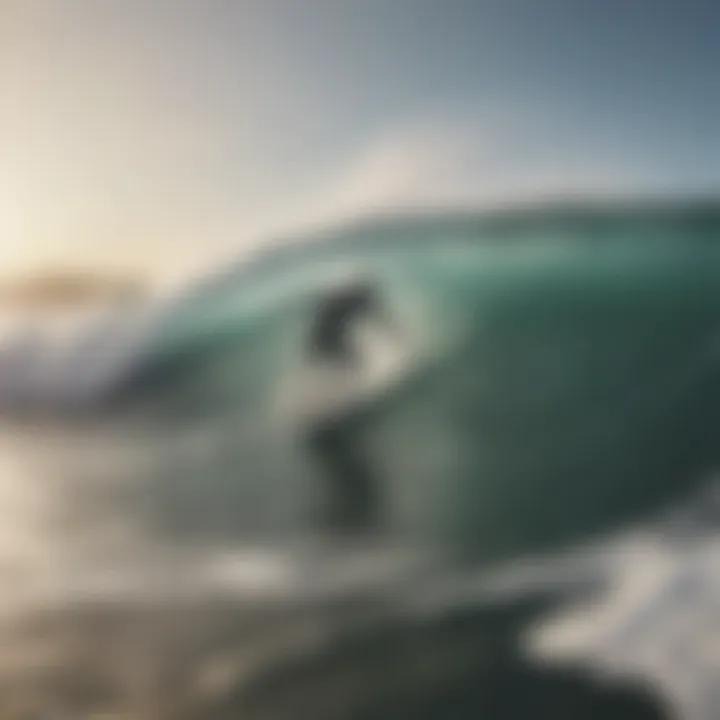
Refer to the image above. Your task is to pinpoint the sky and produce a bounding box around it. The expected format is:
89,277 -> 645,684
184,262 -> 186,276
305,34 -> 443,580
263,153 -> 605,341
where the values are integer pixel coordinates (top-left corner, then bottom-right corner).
1,0 -> 719,284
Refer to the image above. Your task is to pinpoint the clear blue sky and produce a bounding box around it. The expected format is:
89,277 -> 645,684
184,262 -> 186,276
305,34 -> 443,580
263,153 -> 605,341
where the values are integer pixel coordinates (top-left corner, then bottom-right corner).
2,0 -> 719,279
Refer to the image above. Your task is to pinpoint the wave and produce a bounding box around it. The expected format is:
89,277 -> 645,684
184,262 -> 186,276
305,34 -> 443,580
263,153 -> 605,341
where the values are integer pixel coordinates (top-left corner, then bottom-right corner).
0,202 -> 718,716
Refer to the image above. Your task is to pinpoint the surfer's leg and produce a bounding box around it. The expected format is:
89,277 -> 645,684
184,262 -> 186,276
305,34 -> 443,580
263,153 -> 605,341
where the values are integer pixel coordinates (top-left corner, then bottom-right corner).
306,421 -> 380,535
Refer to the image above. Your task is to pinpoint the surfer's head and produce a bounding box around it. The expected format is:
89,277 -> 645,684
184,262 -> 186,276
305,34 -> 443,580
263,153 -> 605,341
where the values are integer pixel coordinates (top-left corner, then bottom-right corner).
308,275 -> 384,362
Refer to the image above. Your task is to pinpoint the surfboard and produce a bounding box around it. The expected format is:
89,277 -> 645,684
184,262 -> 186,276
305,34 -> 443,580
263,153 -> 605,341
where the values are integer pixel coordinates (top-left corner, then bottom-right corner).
278,316 -> 418,428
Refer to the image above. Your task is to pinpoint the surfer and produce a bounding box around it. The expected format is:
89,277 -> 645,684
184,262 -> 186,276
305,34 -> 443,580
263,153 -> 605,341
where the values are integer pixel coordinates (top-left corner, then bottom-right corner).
306,278 -> 384,365
304,277 -> 393,535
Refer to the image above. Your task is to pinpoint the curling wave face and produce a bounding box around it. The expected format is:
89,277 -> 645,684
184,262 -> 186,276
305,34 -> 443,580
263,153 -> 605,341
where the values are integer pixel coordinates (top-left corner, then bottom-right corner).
0,203 -> 718,717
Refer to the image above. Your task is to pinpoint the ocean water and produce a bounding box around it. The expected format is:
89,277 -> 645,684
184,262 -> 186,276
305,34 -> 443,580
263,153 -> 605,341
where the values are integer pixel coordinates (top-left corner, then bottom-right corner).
0,203 -> 719,717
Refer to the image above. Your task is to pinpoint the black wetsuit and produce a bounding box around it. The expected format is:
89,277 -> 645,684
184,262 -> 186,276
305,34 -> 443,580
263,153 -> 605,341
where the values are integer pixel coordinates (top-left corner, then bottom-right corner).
306,282 -> 380,365
305,281 -> 384,533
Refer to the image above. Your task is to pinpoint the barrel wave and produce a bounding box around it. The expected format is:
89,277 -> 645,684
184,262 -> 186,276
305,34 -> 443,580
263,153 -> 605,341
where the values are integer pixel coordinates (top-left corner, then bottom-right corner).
0,203 -> 719,718
34,203 -> 720,560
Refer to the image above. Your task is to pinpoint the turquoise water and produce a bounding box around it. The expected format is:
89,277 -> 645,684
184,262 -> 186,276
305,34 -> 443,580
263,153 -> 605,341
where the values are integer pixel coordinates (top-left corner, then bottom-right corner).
82,206 -> 720,565
1,203 -> 720,717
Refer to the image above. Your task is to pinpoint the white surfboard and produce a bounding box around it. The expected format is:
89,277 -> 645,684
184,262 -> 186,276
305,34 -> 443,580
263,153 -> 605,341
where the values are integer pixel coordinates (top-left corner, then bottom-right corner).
278,317 -> 418,428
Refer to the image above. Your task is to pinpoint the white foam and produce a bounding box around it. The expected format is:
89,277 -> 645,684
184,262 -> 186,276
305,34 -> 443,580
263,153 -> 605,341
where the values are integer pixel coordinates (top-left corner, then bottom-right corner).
526,532 -> 720,720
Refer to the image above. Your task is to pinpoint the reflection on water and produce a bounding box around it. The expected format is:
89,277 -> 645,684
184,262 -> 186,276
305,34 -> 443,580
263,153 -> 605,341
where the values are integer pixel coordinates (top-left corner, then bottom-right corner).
0,530 -> 671,719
